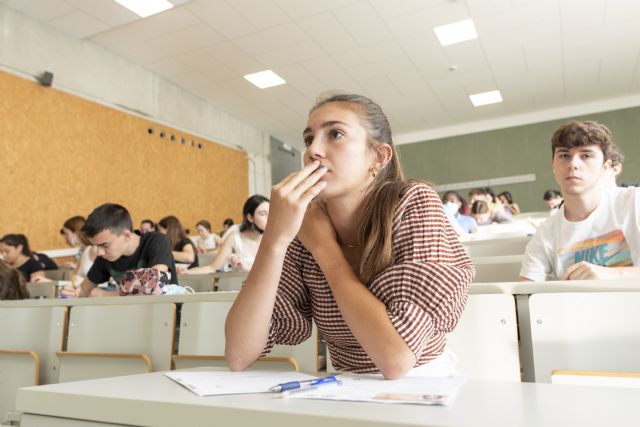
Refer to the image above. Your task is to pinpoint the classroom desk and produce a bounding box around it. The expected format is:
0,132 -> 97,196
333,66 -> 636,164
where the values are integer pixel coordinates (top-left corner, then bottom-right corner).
15,371 -> 640,427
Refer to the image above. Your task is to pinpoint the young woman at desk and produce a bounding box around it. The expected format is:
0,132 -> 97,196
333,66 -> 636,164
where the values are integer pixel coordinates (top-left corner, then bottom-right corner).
0,234 -> 47,283
181,195 -> 270,274
158,216 -> 199,270
225,94 -> 474,379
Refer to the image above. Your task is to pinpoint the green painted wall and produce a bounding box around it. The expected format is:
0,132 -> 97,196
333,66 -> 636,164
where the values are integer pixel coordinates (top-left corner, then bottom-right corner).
397,106 -> 640,213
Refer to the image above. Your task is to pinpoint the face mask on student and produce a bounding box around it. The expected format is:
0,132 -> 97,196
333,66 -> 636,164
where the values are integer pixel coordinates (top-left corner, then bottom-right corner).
443,202 -> 459,217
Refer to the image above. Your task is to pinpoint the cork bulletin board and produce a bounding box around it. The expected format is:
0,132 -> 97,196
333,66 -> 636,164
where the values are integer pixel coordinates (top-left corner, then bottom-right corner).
0,70 -> 248,250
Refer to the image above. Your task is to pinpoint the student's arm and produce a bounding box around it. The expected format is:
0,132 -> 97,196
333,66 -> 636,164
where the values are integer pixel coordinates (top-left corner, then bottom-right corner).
183,235 -> 235,274
307,236 -> 416,379
62,258 -> 111,297
60,278 -> 97,298
29,270 -> 47,282
562,262 -> 640,280
519,231 -> 551,282
225,161 -> 326,371
205,235 -> 223,255
299,185 -> 474,380
172,242 -> 195,263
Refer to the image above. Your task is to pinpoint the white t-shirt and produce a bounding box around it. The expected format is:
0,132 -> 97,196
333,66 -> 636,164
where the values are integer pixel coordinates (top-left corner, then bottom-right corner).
77,246 -> 95,279
520,187 -> 640,281
198,234 -> 217,250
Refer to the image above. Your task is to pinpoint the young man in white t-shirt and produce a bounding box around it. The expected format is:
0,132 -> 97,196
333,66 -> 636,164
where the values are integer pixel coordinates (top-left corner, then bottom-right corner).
519,121 -> 640,281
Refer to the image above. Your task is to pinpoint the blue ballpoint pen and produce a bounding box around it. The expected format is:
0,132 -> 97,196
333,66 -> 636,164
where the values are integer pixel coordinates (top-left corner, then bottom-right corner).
268,376 -> 340,393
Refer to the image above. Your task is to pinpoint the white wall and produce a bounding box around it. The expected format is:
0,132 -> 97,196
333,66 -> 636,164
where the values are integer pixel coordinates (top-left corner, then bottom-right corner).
0,3 -> 270,196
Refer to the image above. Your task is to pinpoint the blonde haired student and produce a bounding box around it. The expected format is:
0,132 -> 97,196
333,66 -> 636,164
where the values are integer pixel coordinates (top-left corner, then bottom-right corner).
225,94 -> 474,379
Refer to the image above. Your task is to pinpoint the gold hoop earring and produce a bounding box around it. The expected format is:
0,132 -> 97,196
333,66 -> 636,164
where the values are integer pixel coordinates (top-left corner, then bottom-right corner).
369,168 -> 377,178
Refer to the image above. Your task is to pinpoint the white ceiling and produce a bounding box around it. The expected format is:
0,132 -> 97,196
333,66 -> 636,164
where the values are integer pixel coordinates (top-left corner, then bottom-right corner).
3,0 -> 640,148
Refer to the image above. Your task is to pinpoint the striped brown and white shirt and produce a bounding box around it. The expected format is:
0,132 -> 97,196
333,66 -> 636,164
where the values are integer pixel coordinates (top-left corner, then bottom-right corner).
262,182 -> 475,373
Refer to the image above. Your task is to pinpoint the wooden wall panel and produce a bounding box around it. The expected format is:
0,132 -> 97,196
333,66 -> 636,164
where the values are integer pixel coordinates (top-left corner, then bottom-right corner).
0,70 -> 248,250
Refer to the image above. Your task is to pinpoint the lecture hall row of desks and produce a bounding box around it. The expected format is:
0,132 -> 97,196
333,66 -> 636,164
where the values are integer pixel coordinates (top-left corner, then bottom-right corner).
3,212 -> 639,426
3,278 -> 640,426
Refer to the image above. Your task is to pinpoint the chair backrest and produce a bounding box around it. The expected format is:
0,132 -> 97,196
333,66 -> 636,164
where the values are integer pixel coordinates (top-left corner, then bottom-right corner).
0,350 -> 40,423
65,303 -> 176,371
472,255 -> 523,283
197,253 -> 216,267
26,282 -> 58,299
0,306 -> 67,384
173,355 -> 299,371
43,268 -> 73,281
0,306 -> 67,420
179,300 -> 318,372
529,292 -> 640,382
551,370 -> 640,388
215,272 -> 247,291
178,274 -> 215,292
447,294 -> 521,381
463,236 -> 530,257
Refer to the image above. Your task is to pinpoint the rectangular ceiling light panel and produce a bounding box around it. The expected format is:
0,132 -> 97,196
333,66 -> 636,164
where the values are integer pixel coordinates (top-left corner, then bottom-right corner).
434,19 -> 478,46
244,70 -> 286,89
469,90 -> 503,107
114,0 -> 174,18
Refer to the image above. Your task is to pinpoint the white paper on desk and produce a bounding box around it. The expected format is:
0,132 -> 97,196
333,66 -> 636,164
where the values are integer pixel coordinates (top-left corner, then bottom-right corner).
164,370 -> 316,397
287,374 -> 465,406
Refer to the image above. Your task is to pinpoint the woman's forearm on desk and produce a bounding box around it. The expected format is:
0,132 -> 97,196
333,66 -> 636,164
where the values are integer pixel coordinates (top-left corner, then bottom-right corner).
313,244 -> 416,380
225,241 -> 287,371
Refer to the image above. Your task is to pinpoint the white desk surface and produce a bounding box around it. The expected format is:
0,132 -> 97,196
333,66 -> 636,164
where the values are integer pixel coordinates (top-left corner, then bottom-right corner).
16,371 -> 640,427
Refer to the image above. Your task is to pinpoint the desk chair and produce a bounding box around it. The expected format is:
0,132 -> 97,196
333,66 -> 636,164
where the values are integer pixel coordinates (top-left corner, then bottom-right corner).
472,255 -> 524,283
197,253 -> 216,267
448,294 -> 521,381
529,292 -> 640,382
26,282 -> 57,299
463,236 -> 530,257
178,273 -> 215,292
552,370 -> 640,388
56,303 -> 175,382
327,294 -> 521,381
43,268 -> 74,281
173,355 -> 299,371
214,271 -> 247,291
174,301 -> 318,372
0,306 -> 67,422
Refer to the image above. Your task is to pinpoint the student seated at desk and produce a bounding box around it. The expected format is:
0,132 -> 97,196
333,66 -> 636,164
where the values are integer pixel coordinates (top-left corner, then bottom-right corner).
60,215 -> 97,281
498,191 -> 521,215
219,218 -> 234,238
195,220 -> 221,255
59,215 -> 85,269
0,259 -> 29,300
519,121 -> 640,281
442,191 -> 477,233
0,234 -> 48,282
225,94 -> 474,380
158,216 -> 199,270
542,189 -> 563,214
470,200 -> 512,225
61,203 -> 177,298
182,196 -> 269,274
139,219 -> 157,234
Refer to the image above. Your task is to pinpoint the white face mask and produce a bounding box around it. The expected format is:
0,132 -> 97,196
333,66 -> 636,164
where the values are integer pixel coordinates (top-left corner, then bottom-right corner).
443,202 -> 459,216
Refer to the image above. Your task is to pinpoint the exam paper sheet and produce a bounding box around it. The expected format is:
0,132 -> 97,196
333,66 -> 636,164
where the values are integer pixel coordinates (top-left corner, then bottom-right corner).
287,374 -> 465,406
164,370 -> 316,397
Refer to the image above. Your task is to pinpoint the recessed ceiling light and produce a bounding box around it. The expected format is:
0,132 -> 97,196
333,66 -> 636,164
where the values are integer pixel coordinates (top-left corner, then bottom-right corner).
434,19 -> 478,46
243,70 -> 286,89
114,0 -> 174,18
469,90 -> 503,107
